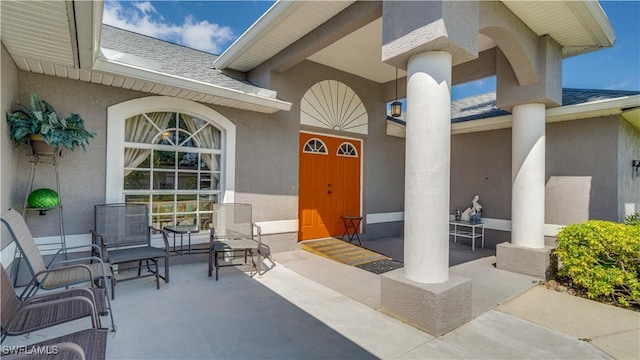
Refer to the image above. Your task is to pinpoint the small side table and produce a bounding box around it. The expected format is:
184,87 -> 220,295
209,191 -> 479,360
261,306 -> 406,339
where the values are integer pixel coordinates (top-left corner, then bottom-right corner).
164,224 -> 199,254
449,220 -> 484,251
340,215 -> 363,245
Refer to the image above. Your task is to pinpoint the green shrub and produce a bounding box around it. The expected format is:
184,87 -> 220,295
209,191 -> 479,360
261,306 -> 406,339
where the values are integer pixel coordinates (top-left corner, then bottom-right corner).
555,220 -> 640,308
625,212 -> 640,226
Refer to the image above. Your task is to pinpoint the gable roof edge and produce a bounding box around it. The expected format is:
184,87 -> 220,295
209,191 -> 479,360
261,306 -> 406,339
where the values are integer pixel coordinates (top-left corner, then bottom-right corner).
93,56 -> 292,114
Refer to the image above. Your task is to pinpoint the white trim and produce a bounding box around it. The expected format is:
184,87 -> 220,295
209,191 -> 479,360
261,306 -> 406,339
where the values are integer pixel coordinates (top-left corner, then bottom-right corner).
106,96 -> 236,203
566,1 -> 616,51
480,218 -> 512,232
94,56 -> 291,113
302,138 -> 329,155
212,1 -> 298,70
336,142 -> 358,157
544,224 -> 565,237
366,212 -> 404,224
254,220 -> 298,235
388,95 -> 640,137
366,212 -> 566,236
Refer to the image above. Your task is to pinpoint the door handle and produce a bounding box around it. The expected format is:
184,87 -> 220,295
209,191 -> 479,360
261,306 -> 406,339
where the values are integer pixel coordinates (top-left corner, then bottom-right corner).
327,183 -> 332,194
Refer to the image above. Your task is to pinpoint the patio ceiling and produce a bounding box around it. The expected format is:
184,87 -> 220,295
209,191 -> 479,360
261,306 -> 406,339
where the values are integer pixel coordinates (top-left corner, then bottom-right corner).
0,1 -> 290,114
215,1 -> 615,84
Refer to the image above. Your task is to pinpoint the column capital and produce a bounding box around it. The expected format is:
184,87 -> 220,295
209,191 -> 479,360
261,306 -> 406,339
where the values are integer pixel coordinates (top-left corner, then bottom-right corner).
381,1 -> 478,69
496,36 -> 563,112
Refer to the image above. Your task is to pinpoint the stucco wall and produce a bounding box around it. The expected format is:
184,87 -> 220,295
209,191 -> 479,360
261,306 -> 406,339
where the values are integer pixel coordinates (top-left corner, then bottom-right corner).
1,45 -> 20,250
15,72 -> 148,237
451,128 -> 512,219
270,59 -> 404,239
546,117 -> 619,222
16,72 -> 302,241
618,118 -> 640,220
9,68 -> 629,248
447,116 -> 621,246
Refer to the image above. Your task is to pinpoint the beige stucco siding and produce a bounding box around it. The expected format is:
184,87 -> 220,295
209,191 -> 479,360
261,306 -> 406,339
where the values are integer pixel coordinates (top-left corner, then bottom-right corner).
618,118 -> 640,220
546,117 -> 619,222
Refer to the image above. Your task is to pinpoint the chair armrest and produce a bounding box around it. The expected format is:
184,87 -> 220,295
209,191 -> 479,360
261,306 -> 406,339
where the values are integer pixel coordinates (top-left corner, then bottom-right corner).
50,256 -> 109,268
159,229 -> 171,251
252,223 -> 263,247
27,264 -> 96,292
28,287 -> 97,306
11,296 -> 100,329
52,243 -> 103,259
89,230 -> 109,262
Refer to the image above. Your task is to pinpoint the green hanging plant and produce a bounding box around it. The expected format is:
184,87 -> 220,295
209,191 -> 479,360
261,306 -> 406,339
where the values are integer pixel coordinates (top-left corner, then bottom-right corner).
6,93 -> 96,152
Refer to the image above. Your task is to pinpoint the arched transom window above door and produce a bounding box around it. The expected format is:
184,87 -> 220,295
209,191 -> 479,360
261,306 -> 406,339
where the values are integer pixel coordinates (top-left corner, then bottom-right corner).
300,80 -> 368,135
337,142 -> 358,157
303,138 -> 328,154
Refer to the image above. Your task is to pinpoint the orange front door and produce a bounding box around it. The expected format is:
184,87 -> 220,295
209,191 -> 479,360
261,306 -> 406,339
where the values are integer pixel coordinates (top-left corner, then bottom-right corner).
299,133 -> 361,241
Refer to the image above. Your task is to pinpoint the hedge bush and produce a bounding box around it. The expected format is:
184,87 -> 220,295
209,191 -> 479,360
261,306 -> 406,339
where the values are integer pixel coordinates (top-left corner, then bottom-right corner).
555,219 -> 640,308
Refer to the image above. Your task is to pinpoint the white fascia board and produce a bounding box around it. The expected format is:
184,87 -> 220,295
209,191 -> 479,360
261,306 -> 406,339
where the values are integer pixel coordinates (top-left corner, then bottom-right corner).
452,96 -> 640,134
93,56 -> 292,113
566,0 -> 616,50
72,0 -> 104,69
389,95 -> 640,137
212,1 -> 299,70
546,95 -> 640,122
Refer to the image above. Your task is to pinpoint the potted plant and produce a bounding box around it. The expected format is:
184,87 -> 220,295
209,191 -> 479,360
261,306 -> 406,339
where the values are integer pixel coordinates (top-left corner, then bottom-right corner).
6,93 -> 95,155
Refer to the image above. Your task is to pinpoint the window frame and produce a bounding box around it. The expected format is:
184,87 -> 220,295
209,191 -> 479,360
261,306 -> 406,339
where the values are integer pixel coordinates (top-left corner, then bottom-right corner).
106,97 -> 236,204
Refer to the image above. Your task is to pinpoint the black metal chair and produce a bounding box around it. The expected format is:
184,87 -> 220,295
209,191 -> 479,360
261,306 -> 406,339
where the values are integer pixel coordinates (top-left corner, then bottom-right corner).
91,203 -> 170,299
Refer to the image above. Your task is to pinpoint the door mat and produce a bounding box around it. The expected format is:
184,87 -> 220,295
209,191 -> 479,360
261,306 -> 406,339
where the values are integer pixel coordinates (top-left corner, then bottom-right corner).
355,259 -> 404,274
301,238 -> 389,267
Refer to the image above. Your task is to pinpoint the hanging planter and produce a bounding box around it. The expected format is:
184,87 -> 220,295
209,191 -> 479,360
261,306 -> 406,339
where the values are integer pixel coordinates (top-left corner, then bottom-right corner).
6,93 -> 96,156
28,134 -> 62,157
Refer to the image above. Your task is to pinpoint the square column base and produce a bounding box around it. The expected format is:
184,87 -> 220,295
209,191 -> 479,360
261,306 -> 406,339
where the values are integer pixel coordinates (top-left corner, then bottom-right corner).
496,242 -> 554,279
380,268 -> 472,336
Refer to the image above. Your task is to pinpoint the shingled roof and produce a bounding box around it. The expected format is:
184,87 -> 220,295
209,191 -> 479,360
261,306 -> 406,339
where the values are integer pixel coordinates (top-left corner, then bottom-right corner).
449,88 -> 640,123
387,88 -> 640,124
100,25 -> 260,93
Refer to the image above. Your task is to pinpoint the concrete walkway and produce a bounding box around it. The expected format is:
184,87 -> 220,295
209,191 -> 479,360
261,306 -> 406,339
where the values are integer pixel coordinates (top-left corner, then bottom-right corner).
3,249 -> 638,359
270,250 -> 637,359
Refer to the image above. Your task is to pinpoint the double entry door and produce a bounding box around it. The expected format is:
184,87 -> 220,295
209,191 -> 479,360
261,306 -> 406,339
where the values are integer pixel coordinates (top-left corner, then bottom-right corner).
298,133 -> 361,241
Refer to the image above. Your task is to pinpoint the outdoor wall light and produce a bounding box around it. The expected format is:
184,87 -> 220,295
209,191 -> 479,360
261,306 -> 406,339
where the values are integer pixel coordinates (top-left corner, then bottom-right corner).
391,67 -> 402,118
633,160 -> 640,177
390,101 -> 402,118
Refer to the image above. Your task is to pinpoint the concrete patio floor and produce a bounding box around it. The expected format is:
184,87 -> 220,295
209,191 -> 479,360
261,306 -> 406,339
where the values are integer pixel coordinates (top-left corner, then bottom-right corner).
3,238 -> 638,359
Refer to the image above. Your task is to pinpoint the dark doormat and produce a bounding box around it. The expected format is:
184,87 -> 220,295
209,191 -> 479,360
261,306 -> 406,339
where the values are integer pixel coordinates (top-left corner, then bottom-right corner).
355,259 -> 404,274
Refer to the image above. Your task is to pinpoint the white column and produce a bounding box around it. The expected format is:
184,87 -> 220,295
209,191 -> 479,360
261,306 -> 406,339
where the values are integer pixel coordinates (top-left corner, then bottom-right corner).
511,103 -> 546,249
404,51 -> 452,283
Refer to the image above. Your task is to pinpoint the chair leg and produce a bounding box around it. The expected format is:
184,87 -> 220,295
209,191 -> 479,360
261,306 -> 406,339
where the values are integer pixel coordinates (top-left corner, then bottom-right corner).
100,266 -> 117,332
152,258 -> 159,290
208,248 -> 213,277
164,255 -> 170,283
215,251 -> 220,281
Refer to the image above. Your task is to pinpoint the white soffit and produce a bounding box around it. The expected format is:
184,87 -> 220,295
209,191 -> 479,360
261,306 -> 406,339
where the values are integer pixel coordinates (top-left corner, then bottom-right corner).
1,1 -> 291,114
213,0 -> 355,72
308,18 -> 496,84
308,18 -> 397,84
502,0 -> 615,58
1,1 -> 76,67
